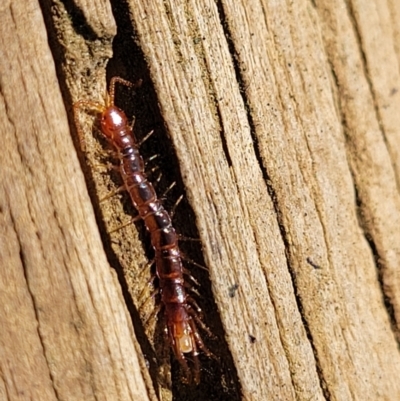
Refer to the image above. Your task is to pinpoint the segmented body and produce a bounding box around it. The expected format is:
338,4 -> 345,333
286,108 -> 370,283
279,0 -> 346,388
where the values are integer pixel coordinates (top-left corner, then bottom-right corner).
74,77 -> 209,383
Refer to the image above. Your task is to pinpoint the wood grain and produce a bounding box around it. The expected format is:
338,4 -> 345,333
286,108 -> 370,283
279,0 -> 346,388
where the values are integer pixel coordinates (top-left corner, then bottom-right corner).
2,0 -> 400,400
0,1 -> 151,400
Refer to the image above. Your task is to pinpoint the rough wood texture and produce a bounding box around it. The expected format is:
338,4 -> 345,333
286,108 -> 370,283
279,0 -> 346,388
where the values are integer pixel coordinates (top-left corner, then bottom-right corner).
1,0 -> 400,400
0,1 -> 151,400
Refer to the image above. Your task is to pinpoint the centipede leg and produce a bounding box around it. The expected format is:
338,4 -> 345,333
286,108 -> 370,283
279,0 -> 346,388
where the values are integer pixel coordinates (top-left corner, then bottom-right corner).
178,235 -> 202,242
159,181 -> 176,201
146,165 -> 161,176
182,268 -> 200,286
190,316 -> 213,342
138,274 -> 157,304
144,154 -> 159,166
89,159 -> 119,173
189,317 -> 214,358
187,297 -> 202,314
129,115 -> 136,131
190,342 -> 200,384
184,284 -> 201,299
108,214 -> 142,234
99,184 -> 126,203
143,302 -> 161,329
139,287 -> 158,309
137,258 -> 155,279
181,255 -> 209,272
170,194 -> 183,220
153,172 -> 163,185
137,129 -> 154,146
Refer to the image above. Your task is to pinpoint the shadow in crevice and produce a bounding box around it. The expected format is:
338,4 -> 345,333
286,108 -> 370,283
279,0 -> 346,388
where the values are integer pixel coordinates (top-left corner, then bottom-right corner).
108,1 -> 241,400
36,0 -> 160,397
40,0 -> 241,397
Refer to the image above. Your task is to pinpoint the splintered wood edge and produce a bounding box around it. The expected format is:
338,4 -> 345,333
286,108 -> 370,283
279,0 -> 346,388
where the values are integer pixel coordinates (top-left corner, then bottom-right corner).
0,1 -> 152,401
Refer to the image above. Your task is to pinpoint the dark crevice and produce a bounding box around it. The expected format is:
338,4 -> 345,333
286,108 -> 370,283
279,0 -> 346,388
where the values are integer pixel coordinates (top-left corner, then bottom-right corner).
215,1 -> 332,399
353,185 -> 399,340
39,0 -> 241,397
59,0 -> 101,40
329,32 -> 400,378
344,0 -> 400,192
109,2 -> 239,400
214,2 -> 253,132
341,0 -> 400,342
183,2 -> 234,170
329,50 -> 400,343
218,126 -> 233,168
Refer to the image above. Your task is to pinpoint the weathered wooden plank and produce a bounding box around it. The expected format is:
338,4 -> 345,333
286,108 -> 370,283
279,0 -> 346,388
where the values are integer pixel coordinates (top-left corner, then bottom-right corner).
3,0 -> 400,400
341,0 -> 400,340
126,1 -> 321,399
0,1 -> 150,400
218,0 -> 400,399
125,0 -> 400,399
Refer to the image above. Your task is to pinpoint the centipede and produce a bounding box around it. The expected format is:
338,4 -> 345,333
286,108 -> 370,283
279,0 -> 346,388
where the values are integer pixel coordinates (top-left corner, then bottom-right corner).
74,77 -> 211,383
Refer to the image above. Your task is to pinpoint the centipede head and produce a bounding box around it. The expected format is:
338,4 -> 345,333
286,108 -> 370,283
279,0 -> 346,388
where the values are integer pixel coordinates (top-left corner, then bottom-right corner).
73,101 -> 124,149
100,105 -> 129,141
73,77 -> 139,150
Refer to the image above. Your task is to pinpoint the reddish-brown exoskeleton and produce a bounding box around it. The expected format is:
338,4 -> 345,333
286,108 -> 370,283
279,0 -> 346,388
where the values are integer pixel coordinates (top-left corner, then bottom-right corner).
74,77 -> 211,383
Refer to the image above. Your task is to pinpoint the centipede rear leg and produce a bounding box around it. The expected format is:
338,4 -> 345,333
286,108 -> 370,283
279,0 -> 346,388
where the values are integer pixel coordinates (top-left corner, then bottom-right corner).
188,314 -> 214,355
168,324 -> 199,384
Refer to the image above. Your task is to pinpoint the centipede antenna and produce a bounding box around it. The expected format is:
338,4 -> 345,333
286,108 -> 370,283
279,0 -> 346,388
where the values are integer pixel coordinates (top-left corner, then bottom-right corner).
73,100 -> 105,151
109,76 -> 134,104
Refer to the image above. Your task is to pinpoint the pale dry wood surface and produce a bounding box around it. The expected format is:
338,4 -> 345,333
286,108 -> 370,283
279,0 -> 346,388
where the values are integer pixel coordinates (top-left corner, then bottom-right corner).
0,1 -> 151,400
1,0 -> 400,400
